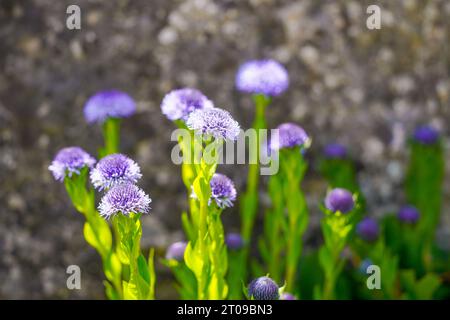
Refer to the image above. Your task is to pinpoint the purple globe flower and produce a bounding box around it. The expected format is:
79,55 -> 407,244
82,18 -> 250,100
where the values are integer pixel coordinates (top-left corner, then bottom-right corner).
236,59 -> 289,96
49,146 -> 96,182
248,276 -> 279,300
90,154 -> 142,190
280,293 -> 296,300
165,241 -> 187,262
356,217 -> 380,242
397,205 -> 420,224
83,90 -> 136,124
98,183 -> 151,219
161,88 -> 214,122
324,188 -> 355,214
210,173 -> 237,208
186,107 -> 240,141
270,123 -> 309,151
413,125 -> 439,145
324,143 -> 347,159
225,233 -> 244,250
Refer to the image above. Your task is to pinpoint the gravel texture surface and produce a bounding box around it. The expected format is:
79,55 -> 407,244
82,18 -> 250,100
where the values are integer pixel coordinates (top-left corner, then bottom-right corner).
0,0 -> 448,299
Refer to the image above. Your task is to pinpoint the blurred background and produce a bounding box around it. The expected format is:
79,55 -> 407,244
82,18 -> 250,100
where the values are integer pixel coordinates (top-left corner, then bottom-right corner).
0,0 -> 448,299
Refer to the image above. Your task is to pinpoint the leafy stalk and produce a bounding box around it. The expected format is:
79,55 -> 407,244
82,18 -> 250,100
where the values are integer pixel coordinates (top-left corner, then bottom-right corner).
259,147 -> 308,294
405,139 -> 444,272
318,206 -> 357,299
320,157 -> 365,213
184,137 -> 228,299
233,94 -> 270,299
63,168 -> 123,299
113,213 -> 156,300
282,149 -> 308,293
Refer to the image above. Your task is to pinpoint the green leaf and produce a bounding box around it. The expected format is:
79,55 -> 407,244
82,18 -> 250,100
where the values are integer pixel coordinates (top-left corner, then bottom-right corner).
104,252 -> 122,284
147,249 -> 156,299
83,220 -> 112,257
137,254 -> 150,284
122,280 -> 138,300
181,211 -> 195,242
184,241 -> 204,278
104,281 -> 120,300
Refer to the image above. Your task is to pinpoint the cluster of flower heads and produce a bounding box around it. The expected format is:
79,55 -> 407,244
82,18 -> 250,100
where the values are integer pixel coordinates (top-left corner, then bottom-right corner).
98,182 -> 151,219
356,217 -> 380,243
397,205 -> 420,224
191,173 -> 237,209
49,147 -> 96,181
165,241 -> 187,262
209,173 -> 237,209
225,233 -> 244,251
323,143 -> 348,159
161,88 -> 214,122
91,154 -> 150,219
186,107 -> 240,141
325,188 -> 355,214
270,123 -> 309,151
413,125 -> 439,145
248,276 -> 280,300
236,59 -> 289,97
83,90 -> 136,124
90,154 -> 142,191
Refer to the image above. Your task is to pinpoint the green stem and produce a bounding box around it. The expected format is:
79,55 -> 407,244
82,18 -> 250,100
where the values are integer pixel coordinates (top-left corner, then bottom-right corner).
197,195 -> 209,300
241,95 -> 268,240
102,117 -> 121,156
237,94 -> 270,292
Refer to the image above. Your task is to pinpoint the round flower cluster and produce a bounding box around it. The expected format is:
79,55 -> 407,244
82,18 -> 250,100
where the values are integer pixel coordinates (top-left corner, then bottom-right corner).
325,188 -> 355,214
186,107 -> 240,141
83,90 -> 136,124
413,125 -> 439,145
165,241 -> 188,262
49,147 -> 96,182
210,173 -> 237,209
98,182 -> 151,219
270,123 -> 309,151
248,276 -> 279,300
356,217 -> 380,242
323,143 -> 347,159
397,205 -> 420,224
225,233 -> 244,250
90,154 -> 142,191
161,88 -> 213,122
236,59 -> 289,97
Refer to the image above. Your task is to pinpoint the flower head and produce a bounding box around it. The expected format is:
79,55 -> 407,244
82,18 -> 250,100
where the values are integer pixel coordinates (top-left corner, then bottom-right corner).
248,276 -> 279,300
324,143 -> 347,159
186,107 -> 240,140
210,173 -> 237,208
84,90 -> 136,124
165,241 -> 187,262
270,123 -> 309,151
397,205 -> 420,224
280,293 -> 296,300
236,59 -> 289,96
356,217 -> 380,242
324,188 -> 354,214
90,154 -> 142,190
98,183 -> 151,219
49,147 -> 96,182
225,233 -> 244,250
413,125 -> 439,145
161,88 -> 214,122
